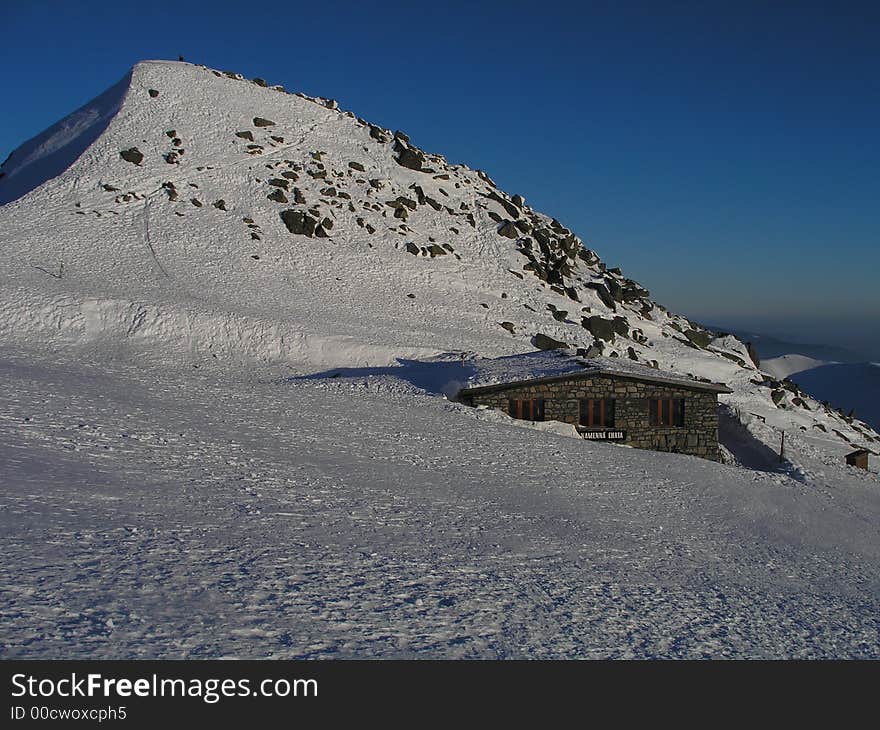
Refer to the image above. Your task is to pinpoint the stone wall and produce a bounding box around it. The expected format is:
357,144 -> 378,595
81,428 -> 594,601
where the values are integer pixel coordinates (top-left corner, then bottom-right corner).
461,374 -> 721,460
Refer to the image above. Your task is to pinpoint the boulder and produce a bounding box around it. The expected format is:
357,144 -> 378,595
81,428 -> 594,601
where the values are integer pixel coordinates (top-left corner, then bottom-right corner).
747,341 -> 761,368
368,125 -> 388,143
279,209 -> 318,236
583,316 -> 616,342
348,161 -> 366,172
253,117 -> 275,127
119,148 -> 143,165
395,146 -> 425,171
486,191 -> 519,219
585,282 -> 616,311
267,189 -> 288,203
684,329 -> 713,349
235,131 -> 254,141
533,333 -> 568,351
497,221 -> 519,239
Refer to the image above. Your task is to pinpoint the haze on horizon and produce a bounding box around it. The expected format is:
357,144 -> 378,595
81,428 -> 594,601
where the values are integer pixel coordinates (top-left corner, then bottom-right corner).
1,1 -> 877,359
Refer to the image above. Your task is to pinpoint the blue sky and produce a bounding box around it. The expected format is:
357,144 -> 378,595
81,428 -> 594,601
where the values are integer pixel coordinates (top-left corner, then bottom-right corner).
2,1 -> 878,357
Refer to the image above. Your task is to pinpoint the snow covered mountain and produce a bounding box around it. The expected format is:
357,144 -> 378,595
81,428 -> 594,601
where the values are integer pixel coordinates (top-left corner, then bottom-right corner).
0,60 -> 877,468
2,60 -> 879,660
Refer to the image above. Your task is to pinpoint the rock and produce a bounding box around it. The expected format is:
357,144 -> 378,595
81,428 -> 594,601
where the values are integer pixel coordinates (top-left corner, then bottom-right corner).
533,333 -> 568,351
280,209 -> 318,236
395,146 -> 425,171
190,198 -> 202,207
253,117 -> 275,127
486,191 -> 520,219
148,89 -> 159,98
500,321 -> 516,334
369,125 -> 388,143
235,131 -> 255,141
390,197 -> 417,211
253,78 -> 268,87
267,189 -> 288,203
394,130 -> 410,144
476,169 -> 496,186
583,316 -> 616,342
271,135 -> 284,143
120,148 -> 143,165
405,241 -> 420,255
348,161 -> 366,172
612,317 -> 629,336
511,194 -> 525,208
747,341 -> 761,368
213,200 -> 227,211
684,329 -> 713,349
585,282 -> 616,311
281,171 -> 298,181
427,244 -> 447,257
627,347 -> 638,360
497,221 -> 519,239
293,188 -> 306,204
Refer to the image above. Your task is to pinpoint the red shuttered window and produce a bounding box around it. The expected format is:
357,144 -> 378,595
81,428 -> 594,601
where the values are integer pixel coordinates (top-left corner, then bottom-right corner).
649,398 -> 685,426
579,399 -> 616,428
508,398 -> 545,422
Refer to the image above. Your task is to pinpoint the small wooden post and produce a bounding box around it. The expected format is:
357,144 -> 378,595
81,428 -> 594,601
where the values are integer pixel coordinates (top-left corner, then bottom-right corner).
779,430 -> 785,462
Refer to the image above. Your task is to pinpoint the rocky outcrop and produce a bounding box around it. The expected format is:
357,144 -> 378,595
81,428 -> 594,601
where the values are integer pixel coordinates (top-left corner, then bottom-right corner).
280,209 -> 318,236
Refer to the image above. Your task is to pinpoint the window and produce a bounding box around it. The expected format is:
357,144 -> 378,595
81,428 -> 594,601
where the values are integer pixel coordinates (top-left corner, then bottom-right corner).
649,398 -> 685,426
579,398 -> 615,428
508,398 -> 545,421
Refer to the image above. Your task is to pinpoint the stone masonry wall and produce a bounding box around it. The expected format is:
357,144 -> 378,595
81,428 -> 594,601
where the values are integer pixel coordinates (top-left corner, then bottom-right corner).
462,374 -> 721,460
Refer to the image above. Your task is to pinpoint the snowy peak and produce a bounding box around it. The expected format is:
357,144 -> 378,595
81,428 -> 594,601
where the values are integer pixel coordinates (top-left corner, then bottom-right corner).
0,60 -> 877,461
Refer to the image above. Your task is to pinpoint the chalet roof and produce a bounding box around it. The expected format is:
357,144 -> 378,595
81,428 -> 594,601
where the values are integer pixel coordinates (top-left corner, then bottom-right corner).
457,352 -> 733,396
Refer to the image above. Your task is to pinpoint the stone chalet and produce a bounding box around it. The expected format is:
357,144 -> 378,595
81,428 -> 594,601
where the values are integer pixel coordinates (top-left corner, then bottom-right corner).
457,355 -> 732,461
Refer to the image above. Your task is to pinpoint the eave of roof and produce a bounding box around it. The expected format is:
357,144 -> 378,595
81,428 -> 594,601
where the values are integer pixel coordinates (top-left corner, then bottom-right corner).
458,367 -> 734,397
